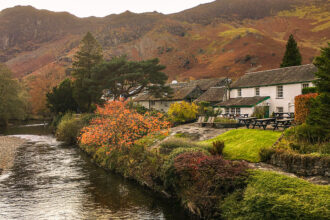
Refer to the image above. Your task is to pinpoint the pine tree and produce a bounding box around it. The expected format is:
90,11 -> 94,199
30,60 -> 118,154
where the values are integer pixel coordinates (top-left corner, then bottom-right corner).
46,78 -> 78,114
280,34 -> 302,68
72,32 -> 103,112
306,43 -> 330,141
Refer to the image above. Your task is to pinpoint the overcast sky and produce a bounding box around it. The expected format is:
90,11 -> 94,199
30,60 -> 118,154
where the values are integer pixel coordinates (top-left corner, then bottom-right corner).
0,0 -> 215,17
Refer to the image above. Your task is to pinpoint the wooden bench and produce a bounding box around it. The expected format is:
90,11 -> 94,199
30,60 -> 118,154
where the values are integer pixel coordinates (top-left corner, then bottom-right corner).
196,116 -> 206,127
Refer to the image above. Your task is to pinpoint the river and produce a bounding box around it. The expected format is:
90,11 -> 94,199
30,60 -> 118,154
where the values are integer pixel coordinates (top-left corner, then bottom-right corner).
0,123 -> 190,219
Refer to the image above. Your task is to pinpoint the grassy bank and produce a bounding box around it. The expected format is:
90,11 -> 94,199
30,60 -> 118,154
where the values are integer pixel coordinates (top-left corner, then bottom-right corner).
56,112 -> 329,219
221,170 -> 330,219
200,129 -> 281,162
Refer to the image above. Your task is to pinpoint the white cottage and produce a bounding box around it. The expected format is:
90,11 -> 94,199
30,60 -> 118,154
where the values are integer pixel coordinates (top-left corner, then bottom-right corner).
217,64 -> 317,116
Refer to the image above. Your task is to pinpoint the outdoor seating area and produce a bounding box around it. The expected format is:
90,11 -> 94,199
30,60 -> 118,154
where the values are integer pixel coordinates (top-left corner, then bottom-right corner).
196,112 -> 295,130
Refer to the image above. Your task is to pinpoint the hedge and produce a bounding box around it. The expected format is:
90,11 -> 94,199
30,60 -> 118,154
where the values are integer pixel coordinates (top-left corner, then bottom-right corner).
295,93 -> 318,124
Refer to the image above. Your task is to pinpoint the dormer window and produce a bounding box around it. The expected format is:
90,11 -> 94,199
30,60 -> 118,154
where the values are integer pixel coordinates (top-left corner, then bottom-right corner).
255,87 -> 260,96
238,88 -> 242,97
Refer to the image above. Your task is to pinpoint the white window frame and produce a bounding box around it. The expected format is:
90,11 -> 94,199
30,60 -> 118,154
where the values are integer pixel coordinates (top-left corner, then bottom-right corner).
255,87 -> 260,96
276,85 -> 283,99
225,108 -> 229,114
236,108 -> 241,114
230,108 -> 235,114
237,88 -> 242,97
276,107 -> 284,113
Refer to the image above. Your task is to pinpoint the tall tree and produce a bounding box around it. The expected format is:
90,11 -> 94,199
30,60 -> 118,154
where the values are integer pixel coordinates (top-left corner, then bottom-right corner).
72,32 -> 103,112
280,34 -> 302,68
306,43 -> 330,140
0,64 -> 27,126
92,56 -> 172,100
46,78 -> 78,115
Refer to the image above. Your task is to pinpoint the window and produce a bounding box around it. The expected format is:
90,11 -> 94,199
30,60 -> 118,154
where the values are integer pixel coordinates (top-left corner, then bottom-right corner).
225,108 -> 229,114
302,83 -> 309,89
236,108 -> 241,114
276,85 -> 283,99
276,107 -> 284,113
255,87 -> 260,96
150,101 -> 155,106
231,108 -> 235,114
237,88 -> 242,97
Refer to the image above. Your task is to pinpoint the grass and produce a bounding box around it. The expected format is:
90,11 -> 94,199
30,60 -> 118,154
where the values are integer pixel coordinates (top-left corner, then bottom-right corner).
200,129 -> 281,162
221,170 -> 330,219
218,28 -> 261,38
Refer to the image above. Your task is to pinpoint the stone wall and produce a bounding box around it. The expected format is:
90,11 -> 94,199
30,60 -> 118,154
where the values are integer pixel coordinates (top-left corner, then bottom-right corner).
268,150 -> 330,177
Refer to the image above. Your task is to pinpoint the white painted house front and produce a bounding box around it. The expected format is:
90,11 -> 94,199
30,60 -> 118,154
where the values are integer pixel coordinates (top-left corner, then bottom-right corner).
219,64 -> 317,116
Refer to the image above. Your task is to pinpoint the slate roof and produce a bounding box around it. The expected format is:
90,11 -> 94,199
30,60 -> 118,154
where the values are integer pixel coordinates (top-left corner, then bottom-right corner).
133,85 -> 200,101
190,78 -> 227,91
231,64 -> 317,88
194,87 -> 226,103
216,96 -> 270,107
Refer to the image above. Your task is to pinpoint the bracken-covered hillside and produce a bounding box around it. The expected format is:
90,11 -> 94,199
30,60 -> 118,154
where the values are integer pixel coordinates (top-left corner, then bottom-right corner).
0,0 -> 329,82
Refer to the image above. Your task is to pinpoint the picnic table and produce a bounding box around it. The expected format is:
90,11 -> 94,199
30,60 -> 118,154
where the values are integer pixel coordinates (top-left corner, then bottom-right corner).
238,117 -> 256,129
252,118 -> 276,130
274,112 -> 294,119
272,118 -> 294,131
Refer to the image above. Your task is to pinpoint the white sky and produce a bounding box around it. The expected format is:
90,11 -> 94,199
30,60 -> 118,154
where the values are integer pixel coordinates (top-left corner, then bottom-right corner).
0,0 -> 215,17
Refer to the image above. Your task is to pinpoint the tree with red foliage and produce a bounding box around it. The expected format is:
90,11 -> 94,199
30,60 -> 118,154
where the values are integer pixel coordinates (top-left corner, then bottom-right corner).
79,100 -> 170,152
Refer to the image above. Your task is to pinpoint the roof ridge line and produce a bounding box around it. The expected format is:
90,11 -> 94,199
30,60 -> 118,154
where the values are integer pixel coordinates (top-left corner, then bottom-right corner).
245,64 -> 314,75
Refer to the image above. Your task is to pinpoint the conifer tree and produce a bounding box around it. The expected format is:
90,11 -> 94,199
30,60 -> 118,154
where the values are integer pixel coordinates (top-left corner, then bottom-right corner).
306,43 -> 330,141
280,34 -> 302,68
72,32 -> 103,112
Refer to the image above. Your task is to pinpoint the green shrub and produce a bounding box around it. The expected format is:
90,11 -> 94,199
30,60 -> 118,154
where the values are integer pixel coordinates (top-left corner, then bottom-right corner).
302,87 -> 317,94
259,147 -> 276,162
56,113 -> 94,145
209,140 -> 225,156
251,106 -> 268,119
159,137 -> 203,154
221,170 -> 330,220
56,114 -> 82,145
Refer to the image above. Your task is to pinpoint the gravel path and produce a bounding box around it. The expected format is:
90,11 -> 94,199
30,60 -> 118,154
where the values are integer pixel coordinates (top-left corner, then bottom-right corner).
0,136 -> 26,174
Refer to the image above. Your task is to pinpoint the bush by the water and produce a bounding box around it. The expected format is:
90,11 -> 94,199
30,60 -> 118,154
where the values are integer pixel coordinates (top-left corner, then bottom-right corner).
161,147 -> 210,190
56,113 -> 93,145
221,170 -> 330,220
172,152 -> 248,218
79,100 -> 170,151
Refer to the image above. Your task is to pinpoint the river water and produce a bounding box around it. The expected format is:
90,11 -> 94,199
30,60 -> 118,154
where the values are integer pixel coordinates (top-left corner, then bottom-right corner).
0,124 -> 189,219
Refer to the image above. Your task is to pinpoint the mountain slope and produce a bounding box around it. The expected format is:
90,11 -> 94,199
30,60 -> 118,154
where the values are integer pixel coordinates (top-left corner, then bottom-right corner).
0,0 -> 329,81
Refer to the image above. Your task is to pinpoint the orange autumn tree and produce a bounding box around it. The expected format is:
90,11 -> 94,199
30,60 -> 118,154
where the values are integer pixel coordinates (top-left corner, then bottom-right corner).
79,100 -> 170,151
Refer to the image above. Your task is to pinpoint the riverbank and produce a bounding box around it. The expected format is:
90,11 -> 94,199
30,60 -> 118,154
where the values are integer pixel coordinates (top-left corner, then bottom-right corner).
0,136 -> 26,173
56,110 -> 330,219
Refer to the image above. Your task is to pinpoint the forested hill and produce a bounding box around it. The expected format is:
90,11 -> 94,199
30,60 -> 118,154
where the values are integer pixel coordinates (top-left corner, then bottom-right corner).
0,0 -> 329,82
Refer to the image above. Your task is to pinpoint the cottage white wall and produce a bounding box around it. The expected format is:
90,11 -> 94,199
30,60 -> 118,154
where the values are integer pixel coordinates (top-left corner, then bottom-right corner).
136,101 -> 150,109
151,101 -> 177,112
230,82 -> 313,113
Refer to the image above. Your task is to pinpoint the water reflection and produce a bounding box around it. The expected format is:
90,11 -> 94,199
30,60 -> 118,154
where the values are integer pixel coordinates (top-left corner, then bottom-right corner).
0,125 -> 189,219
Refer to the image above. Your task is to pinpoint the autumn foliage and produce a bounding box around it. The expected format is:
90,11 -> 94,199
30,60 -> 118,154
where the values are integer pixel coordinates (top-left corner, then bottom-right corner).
168,101 -> 198,123
294,93 -> 318,124
79,100 -> 170,151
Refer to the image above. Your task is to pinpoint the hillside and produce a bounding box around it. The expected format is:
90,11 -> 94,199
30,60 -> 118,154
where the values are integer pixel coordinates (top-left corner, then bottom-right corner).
1,0 -> 329,82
